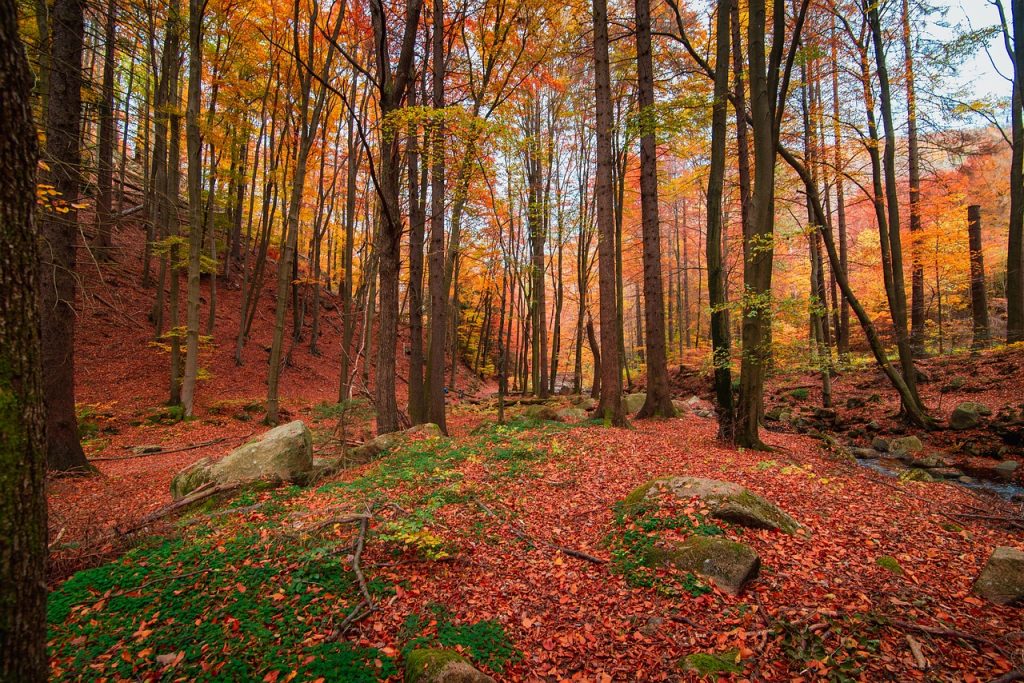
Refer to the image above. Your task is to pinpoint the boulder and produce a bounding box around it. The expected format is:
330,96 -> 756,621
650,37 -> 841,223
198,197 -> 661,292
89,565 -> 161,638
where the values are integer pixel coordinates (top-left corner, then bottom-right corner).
685,395 -> 716,418
522,404 -> 560,421
910,454 -> 947,468
995,460 -> 1020,480
850,447 -> 881,459
348,423 -> 444,464
578,397 -> 597,411
170,421 -> 313,500
624,392 -> 647,413
898,468 -> 937,483
973,546 -> 1024,606
889,436 -> 923,455
950,401 -> 991,430
404,649 -> 494,683
672,399 -> 689,415
624,476 -> 800,534
644,536 -> 760,595
871,437 -> 890,452
556,407 -> 587,423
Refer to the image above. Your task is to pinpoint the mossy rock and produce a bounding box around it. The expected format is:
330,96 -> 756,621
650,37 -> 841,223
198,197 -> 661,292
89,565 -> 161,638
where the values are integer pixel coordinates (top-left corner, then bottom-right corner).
556,407 -> 587,423
898,468 -> 936,483
950,401 -> 991,430
889,436 -> 923,454
169,421 -> 312,500
404,649 -> 494,683
623,476 -> 800,534
623,392 -> 647,414
348,423 -> 445,464
644,536 -> 760,595
522,404 -> 560,421
680,649 -> 743,676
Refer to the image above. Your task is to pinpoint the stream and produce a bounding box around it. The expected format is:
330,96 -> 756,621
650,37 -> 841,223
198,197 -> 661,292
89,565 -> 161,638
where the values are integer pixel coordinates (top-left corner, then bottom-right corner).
855,455 -> 1024,502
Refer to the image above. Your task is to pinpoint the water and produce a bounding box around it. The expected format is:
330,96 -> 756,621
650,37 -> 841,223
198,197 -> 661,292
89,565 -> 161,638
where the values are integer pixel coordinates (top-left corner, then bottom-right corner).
854,455 -> 1024,502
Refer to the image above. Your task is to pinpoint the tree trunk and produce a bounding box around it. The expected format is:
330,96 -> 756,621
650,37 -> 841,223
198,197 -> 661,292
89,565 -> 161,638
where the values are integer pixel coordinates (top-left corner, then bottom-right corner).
634,0 -> 674,418
94,0 -> 117,258
406,79 -> 426,423
968,205 -> 991,349
425,0 -> 448,431
902,0 -> 926,356
0,8 -> 48,676
181,0 -> 204,417
707,0 -> 735,440
1007,0 -> 1024,343
592,0 -> 626,425
38,0 -> 90,472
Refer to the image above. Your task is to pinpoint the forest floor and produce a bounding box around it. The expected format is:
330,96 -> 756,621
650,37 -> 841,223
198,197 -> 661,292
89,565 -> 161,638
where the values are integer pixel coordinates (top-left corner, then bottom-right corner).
47,224 -> 1024,680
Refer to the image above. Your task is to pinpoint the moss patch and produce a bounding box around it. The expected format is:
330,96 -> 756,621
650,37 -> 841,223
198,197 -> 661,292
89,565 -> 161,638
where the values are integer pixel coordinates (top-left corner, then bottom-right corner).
680,649 -> 743,676
875,555 -> 903,575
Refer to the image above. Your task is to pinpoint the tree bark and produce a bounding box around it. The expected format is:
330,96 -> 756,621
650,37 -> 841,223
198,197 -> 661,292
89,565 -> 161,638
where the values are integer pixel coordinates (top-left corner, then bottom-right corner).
968,205 -> 991,349
592,0 -> 626,425
0,6 -> 48,676
94,0 -> 117,257
707,0 -> 735,440
38,0 -> 91,472
634,0 -> 674,418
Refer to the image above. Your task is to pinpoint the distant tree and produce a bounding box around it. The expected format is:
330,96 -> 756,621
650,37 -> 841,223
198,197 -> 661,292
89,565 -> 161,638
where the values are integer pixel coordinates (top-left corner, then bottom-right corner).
0,0 -> 48,676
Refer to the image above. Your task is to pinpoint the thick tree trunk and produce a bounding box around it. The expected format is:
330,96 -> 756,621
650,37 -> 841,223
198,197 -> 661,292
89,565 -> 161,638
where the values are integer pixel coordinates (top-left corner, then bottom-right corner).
425,0 -> 448,431
1008,0 -> 1024,343
0,8 -> 48,677
968,205 -> 991,349
707,0 -> 735,440
39,0 -> 90,472
592,0 -> 626,425
634,0 -> 674,418
406,80 -> 426,424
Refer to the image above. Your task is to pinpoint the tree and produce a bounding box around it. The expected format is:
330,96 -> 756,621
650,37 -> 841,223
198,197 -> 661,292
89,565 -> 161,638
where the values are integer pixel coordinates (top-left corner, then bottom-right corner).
426,0 -> 448,431
592,0 -> 626,426
94,0 -> 118,258
38,0 -> 91,472
0,0 -> 48,675
370,0 -> 424,434
996,0 -> 1024,343
706,0 -> 735,440
633,0 -> 674,419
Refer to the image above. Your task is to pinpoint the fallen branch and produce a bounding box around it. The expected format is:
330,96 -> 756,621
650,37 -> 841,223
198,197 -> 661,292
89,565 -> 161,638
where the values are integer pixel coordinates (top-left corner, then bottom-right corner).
331,509 -> 375,639
90,436 -> 232,462
117,482 -> 242,535
891,619 -> 996,646
990,670 -> 1024,683
906,634 -> 927,670
473,496 -> 606,565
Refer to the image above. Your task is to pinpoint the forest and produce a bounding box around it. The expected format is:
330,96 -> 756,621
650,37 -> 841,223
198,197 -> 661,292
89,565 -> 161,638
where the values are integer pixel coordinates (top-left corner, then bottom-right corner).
2,0 -> 1024,679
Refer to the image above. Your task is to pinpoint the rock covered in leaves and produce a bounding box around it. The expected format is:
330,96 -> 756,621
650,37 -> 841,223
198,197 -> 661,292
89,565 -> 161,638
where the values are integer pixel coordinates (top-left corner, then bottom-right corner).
644,536 -> 761,596
973,546 -> 1024,606
624,476 -> 801,534
950,401 -> 992,430
170,420 -> 313,500
404,649 -> 494,683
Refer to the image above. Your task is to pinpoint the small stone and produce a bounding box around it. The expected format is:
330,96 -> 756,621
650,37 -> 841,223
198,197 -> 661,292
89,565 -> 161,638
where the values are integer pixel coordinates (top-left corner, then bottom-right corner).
995,460 -> 1020,480
973,546 -> 1024,606
889,436 -> 923,454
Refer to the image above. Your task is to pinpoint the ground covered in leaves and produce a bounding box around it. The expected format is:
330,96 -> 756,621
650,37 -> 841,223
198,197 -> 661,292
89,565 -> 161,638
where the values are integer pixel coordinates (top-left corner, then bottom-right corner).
48,407 -> 1023,681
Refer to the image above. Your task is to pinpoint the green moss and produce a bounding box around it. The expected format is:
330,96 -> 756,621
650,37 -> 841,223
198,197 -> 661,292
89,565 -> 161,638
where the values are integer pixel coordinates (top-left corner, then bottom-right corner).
788,388 -> 810,400
404,649 -> 467,683
680,650 -> 743,676
875,555 -> 903,574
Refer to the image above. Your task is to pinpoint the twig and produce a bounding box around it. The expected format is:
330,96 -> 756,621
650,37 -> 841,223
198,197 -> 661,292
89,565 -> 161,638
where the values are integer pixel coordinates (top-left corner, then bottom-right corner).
331,506 -> 376,640
89,436 -> 232,462
117,482 -> 241,534
906,634 -> 928,670
891,619 -> 996,646
472,496 -> 606,565
990,670 -> 1024,683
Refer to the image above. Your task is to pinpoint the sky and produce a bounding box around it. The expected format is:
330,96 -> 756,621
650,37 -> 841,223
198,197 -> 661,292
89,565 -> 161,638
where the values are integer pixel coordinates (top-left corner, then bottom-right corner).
930,0 -> 1013,99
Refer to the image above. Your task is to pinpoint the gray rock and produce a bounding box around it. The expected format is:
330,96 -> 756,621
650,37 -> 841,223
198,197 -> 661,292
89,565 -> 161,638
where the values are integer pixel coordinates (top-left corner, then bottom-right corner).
522,404 -> 560,421
348,423 -> 444,464
170,421 -> 313,500
910,454 -> 947,468
624,476 -> 800,534
950,401 -> 991,430
995,460 -> 1020,480
889,436 -> 923,454
624,392 -> 647,413
644,536 -> 760,596
973,546 -> 1024,606
850,447 -> 881,459
871,437 -> 890,452
404,649 -> 494,683
556,407 -> 587,423
928,467 -> 965,479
